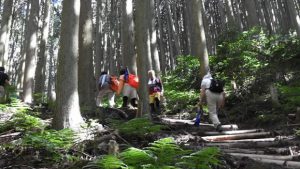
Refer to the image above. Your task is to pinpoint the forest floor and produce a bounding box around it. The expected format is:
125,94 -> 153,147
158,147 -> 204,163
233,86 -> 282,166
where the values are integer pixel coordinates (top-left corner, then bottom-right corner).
0,102 -> 299,169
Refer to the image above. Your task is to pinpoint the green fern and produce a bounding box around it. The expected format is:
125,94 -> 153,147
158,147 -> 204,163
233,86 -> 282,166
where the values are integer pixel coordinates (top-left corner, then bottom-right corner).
178,147 -> 220,169
116,118 -> 164,136
119,147 -> 155,168
146,138 -> 189,166
83,155 -> 128,169
0,112 -> 45,133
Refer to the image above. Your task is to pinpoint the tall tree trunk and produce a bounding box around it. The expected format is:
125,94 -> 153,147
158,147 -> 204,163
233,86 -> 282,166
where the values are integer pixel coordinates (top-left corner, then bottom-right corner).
23,0 -> 39,104
135,0 -> 151,117
78,0 -> 96,111
17,0 -> 30,89
0,0 -> 13,66
187,0 -> 209,77
286,0 -> 300,36
121,0 -> 136,74
149,0 -> 160,73
156,0 -> 166,74
34,0 -> 51,99
243,0 -> 259,28
94,0 -> 103,80
53,0 -> 84,130
182,1 -> 191,55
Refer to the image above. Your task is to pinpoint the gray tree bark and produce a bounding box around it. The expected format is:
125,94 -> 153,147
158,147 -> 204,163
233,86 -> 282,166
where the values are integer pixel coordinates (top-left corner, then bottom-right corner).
149,0 -> 160,73
34,0 -> 51,98
94,0 -> 103,80
121,0 -> 136,74
187,0 -> 209,77
16,1 -> 30,89
286,0 -> 300,36
243,0 -> 259,28
23,0 -> 39,104
53,0 -> 84,130
135,0 -> 151,117
0,0 -> 13,66
78,0 -> 96,111
156,0 -> 166,74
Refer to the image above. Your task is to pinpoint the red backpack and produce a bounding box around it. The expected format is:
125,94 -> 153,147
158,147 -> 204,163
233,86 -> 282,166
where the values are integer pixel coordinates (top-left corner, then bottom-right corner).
127,74 -> 139,89
109,76 -> 119,92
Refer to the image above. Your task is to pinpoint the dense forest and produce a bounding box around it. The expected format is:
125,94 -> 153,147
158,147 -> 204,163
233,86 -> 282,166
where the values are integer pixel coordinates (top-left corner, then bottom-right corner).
0,0 -> 300,168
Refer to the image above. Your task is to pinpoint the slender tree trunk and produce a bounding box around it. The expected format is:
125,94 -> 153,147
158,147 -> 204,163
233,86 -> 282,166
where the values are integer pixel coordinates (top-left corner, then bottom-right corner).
156,0 -> 166,74
0,0 -> 13,66
187,0 -> 209,77
53,0 -> 84,130
121,0 -> 136,74
94,0 -> 103,80
135,0 -> 151,117
78,0 -> 96,111
149,0 -> 160,73
286,0 -> 300,36
17,0 -> 30,90
243,0 -> 259,28
182,1 -> 191,55
34,0 -> 51,99
23,0 -> 39,104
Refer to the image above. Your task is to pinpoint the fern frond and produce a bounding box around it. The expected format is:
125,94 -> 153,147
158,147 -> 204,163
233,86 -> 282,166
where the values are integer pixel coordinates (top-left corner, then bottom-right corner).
145,138 -> 189,166
178,147 -> 220,169
83,155 -> 127,169
119,147 -> 155,167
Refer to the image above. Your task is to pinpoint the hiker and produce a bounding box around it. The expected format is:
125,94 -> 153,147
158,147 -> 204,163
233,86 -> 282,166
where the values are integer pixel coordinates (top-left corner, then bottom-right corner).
0,67 -> 10,103
118,68 -> 138,108
96,71 -> 115,108
148,70 -> 163,115
200,72 -> 225,131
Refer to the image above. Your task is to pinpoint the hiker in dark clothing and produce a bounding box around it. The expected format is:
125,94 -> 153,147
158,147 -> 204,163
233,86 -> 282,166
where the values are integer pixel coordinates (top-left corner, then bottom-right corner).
0,67 -> 10,103
148,70 -> 163,115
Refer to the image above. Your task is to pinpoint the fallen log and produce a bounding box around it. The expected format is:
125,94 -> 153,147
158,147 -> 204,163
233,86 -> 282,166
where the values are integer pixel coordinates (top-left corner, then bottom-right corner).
204,129 -> 264,136
265,147 -> 292,155
203,140 -> 289,149
216,138 -> 276,143
229,153 -> 299,161
0,132 -> 21,144
230,154 -> 300,168
223,148 -> 265,154
201,132 -> 271,142
160,118 -> 214,126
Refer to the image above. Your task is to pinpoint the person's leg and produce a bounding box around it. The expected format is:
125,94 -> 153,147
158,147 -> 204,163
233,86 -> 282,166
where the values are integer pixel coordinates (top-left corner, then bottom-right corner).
122,84 -> 130,107
149,94 -> 155,114
108,91 -> 115,108
129,86 -> 138,108
96,90 -> 105,107
206,91 -> 221,128
130,98 -> 138,107
154,92 -> 161,114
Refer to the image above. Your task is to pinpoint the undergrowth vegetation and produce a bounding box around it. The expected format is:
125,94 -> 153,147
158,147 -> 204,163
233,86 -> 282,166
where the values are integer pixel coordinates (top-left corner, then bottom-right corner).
84,137 -> 220,169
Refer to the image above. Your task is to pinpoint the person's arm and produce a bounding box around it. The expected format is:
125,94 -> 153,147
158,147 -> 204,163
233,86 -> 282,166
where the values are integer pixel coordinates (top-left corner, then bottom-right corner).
5,75 -> 10,85
200,86 -> 206,105
218,92 -> 226,108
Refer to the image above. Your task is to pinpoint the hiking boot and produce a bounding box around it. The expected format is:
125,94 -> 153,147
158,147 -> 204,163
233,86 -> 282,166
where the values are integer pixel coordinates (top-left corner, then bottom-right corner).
216,124 -> 223,132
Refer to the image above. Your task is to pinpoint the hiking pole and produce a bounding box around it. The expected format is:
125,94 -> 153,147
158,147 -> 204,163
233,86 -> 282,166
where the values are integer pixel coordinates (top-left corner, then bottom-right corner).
194,102 -> 203,127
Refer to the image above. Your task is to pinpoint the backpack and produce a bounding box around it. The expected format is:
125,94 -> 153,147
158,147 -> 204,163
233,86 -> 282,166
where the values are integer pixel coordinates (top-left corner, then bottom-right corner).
127,74 -> 139,89
209,78 -> 224,93
98,74 -> 111,90
109,76 -> 119,92
0,72 -> 5,86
